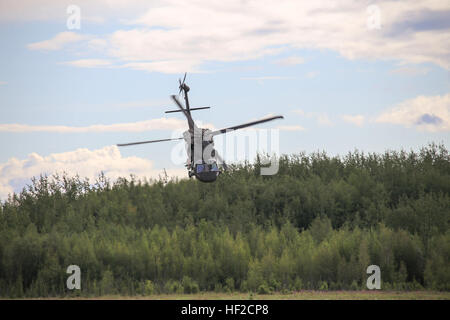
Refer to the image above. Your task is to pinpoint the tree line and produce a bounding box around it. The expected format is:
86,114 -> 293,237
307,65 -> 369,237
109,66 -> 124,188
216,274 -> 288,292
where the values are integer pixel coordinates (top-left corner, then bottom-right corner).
0,143 -> 448,297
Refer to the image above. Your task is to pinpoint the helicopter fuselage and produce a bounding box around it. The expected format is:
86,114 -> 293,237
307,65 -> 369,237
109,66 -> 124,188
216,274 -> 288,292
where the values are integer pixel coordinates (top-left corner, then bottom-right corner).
116,74 -> 283,183
183,128 -> 220,182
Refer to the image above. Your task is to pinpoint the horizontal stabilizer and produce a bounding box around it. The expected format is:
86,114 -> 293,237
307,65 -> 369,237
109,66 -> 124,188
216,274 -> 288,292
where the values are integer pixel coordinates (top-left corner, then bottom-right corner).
165,106 -> 211,113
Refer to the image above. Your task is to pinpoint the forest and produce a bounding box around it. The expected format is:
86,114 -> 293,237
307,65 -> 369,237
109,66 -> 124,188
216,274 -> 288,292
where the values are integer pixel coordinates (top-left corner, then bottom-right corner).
0,143 -> 448,297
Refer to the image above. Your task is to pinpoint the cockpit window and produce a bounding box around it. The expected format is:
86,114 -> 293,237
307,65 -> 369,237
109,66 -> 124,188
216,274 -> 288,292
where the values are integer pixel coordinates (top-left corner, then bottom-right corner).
196,164 -> 205,173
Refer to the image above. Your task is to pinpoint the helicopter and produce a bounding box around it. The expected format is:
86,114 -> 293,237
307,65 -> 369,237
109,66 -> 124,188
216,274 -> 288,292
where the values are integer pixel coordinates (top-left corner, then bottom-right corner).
117,73 -> 284,182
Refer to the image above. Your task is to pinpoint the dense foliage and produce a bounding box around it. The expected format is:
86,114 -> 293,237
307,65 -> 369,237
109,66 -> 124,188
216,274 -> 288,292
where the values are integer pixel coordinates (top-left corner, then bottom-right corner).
0,143 -> 449,297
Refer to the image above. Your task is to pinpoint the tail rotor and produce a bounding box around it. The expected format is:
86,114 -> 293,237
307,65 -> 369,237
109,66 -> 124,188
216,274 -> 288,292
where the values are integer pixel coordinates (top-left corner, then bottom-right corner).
178,72 -> 188,96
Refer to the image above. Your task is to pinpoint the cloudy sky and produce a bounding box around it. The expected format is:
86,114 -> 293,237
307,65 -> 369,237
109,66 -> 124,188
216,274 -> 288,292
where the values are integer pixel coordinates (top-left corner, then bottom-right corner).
0,0 -> 449,199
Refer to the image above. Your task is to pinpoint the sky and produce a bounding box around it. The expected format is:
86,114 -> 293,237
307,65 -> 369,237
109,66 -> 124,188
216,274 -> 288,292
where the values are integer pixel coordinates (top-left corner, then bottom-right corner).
0,0 -> 449,199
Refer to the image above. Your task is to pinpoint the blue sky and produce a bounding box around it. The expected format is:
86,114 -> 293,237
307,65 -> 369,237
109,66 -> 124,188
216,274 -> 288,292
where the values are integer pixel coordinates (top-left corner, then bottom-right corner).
0,0 -> 449,199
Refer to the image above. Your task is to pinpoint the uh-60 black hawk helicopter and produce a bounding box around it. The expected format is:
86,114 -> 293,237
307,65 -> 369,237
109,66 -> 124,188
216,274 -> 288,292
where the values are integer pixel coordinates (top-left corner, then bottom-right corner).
117,73 -> 284,183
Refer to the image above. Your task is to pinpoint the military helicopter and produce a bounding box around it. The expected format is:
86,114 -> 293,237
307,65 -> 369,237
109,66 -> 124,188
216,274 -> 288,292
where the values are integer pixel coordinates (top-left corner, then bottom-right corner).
117,73 -> 284,182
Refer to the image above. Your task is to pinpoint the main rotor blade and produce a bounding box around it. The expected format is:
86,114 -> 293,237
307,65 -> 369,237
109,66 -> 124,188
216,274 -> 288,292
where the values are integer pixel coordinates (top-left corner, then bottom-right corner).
182,72 -> 187,84
210,115 -> 284,136
117,137 -> 183,147
171,95 -> 196,130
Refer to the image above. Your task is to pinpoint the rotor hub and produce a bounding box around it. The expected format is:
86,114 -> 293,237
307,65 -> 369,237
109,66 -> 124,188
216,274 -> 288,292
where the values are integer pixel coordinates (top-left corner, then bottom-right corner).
180,83 -> 190,93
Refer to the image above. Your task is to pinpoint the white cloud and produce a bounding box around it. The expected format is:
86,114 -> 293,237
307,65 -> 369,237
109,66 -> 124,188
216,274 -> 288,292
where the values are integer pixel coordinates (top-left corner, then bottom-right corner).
292,109 -> 333,127
121,60 -> 202,74
61,58 -> 201,73
0,0 -> 152,22
341,114 -> 365,127
0,118 -> 188,133
27,31 -> 87,50
274,56 -> 305,66
63,59 -> 113,68
0,184 -> 13,201
87,38 -> 108,51
118,1 -> 450,70
390,66 -> 431,76
24,1 -> 450,73
376,94 -> 450,132
0,145 -> 187,200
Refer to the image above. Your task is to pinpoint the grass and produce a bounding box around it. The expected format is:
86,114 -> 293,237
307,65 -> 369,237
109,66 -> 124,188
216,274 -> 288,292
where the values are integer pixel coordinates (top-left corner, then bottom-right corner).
21,291 -> 450,300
